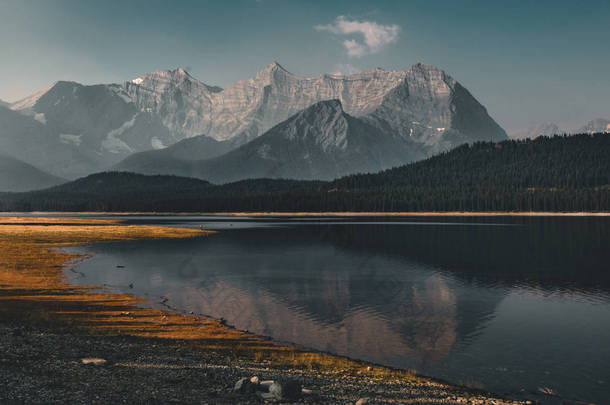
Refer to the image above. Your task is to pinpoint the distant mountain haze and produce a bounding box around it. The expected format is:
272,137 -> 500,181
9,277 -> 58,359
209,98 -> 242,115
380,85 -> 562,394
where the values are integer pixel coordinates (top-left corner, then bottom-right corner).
510,118 -> 610,139
0,153 -> 65,192
578,118 -> 610,134
4,61 -> 508,184
0,105 -> 106,180
113,135 -> 239,178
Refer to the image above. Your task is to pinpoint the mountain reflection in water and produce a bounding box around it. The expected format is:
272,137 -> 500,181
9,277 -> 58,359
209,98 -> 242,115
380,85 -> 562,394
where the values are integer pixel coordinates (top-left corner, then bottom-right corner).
67,217 -> 610,402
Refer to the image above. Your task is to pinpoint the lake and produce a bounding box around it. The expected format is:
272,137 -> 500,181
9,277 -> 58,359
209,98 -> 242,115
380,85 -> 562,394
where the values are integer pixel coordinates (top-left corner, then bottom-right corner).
64,215 -> 610,403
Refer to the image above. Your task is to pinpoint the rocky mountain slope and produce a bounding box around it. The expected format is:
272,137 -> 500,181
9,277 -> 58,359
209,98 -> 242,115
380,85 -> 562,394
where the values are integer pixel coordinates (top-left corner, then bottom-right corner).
0,105 -> 105,179
7,81 -> 172,179
121,68 -> 222,141
123,62 -> 507,151
116,100 -> 425,182
4,61 -> 507,181
0,153 -> 65,192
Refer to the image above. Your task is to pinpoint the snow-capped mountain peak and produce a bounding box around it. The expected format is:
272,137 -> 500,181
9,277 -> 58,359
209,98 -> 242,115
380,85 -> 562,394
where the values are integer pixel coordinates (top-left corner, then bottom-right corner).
2,61 -> 508,181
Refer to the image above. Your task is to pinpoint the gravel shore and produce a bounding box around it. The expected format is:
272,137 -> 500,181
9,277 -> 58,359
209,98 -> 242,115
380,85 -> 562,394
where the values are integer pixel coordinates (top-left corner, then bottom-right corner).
0,218 -> 533,404
0,321 -> 529,404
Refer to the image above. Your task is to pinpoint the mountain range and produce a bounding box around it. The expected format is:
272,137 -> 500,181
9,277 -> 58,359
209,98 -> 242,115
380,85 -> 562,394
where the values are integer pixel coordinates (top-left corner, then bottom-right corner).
115,99 -> 425,182
511,118 -> 610,139
2,61 -> 508,188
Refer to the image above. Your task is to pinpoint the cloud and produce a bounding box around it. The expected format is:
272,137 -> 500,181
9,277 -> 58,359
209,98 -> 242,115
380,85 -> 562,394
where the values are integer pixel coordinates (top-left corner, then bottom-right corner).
315,16 -> 400,57
333,63 -> 361,75
343,40 -> 368,58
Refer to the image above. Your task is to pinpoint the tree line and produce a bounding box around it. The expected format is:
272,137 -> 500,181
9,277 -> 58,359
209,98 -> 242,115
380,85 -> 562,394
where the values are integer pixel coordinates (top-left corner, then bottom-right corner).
0,133 -> 608,212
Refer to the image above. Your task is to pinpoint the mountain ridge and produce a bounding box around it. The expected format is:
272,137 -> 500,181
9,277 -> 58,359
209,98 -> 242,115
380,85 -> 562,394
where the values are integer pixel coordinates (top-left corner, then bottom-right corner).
11,62 -> 507,148
4,61 -> 507,181
114,99 -> 425,183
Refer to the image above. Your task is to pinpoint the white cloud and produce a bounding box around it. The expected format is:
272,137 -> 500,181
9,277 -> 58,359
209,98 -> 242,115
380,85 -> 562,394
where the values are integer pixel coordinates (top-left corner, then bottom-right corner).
333,63 -> 361,75
343,39 -> 368,57
315,16 -> 400,58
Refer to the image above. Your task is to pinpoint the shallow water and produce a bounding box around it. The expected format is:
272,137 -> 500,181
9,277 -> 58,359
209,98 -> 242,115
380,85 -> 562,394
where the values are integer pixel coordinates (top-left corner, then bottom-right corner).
63,215 -> 610,403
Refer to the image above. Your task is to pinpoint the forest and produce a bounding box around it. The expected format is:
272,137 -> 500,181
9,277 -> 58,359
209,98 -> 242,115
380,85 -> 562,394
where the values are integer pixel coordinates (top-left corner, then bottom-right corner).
1,133 -> 608,212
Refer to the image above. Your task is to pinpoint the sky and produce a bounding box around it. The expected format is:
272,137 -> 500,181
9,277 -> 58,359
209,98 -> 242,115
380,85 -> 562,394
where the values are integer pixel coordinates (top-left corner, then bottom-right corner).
1,0 -> 609,133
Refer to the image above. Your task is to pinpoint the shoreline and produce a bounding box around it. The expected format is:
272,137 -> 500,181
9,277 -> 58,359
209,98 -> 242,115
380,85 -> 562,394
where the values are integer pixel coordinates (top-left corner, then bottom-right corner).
0,217 -> 527,403
0,210 -> 609,217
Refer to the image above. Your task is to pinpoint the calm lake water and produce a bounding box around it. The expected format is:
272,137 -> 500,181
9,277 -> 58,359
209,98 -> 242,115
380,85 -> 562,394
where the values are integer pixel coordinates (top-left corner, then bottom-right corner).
62,215 -> 610,403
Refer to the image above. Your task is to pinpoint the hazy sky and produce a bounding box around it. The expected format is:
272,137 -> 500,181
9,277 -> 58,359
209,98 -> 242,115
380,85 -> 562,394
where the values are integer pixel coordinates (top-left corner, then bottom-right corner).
1,0 -> 609,132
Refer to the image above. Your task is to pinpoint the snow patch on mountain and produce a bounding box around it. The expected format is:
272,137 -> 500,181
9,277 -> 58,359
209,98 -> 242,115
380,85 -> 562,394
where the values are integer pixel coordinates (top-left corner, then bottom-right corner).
107,85 -> 133,104
108,114 -> 137,137
34,113 -> 46,124
151,137 -> 166,149
102,134 -> 133,154
102,114 -> 137,153
59,133 -> 82,146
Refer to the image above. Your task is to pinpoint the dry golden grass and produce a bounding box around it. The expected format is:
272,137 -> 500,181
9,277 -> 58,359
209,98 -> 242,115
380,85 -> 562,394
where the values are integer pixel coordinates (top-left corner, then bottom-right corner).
0,217 -> 419,381
3,211 -> 608,217
0,216 -> 123,224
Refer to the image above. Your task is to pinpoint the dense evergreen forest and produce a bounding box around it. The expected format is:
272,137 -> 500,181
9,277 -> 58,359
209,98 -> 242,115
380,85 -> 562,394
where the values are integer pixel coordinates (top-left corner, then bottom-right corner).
1,133 -> 608,212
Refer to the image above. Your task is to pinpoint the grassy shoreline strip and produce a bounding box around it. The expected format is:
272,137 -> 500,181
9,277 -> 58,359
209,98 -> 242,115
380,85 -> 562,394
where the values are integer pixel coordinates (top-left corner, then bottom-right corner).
0,217 -> 528,404
1,211 -> 608,217
0,218 -> 416,378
